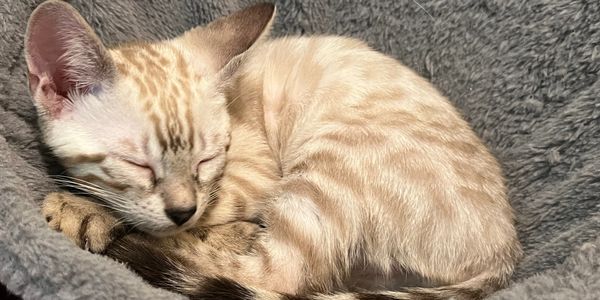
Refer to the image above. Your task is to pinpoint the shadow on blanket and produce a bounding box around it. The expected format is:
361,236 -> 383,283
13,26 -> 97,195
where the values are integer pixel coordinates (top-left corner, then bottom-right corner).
1,283 -> 21,300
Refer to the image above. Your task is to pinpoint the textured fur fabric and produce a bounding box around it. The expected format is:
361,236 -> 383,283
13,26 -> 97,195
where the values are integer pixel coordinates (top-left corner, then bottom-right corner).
1,0 -> 598,299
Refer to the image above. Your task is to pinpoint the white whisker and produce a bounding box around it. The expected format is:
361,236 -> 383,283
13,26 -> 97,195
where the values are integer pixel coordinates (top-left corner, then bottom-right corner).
226,93 -> 243,108
411,0 -> 434,20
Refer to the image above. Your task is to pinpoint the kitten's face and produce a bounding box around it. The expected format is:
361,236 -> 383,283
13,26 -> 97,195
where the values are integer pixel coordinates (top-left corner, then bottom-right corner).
25,0 -> 274,235
45,45 -> 231,234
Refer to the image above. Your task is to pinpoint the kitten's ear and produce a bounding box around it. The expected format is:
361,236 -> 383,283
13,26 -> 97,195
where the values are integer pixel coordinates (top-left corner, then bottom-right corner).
181,3 -> 276,74
25,0 -> 114,118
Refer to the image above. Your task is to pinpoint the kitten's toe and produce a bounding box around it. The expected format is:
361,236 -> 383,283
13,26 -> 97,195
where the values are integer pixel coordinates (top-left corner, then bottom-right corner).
42,192 -> 69,231
78,213 -> 124,253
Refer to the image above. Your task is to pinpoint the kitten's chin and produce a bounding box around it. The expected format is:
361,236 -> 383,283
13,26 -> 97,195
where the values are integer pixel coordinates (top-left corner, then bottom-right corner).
143,226 -> 190,237
138,219 -> 198,237
135,205 -> 205,237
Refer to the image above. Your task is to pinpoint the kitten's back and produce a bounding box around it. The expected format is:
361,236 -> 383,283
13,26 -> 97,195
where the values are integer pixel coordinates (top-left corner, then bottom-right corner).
230,35 -> 520,290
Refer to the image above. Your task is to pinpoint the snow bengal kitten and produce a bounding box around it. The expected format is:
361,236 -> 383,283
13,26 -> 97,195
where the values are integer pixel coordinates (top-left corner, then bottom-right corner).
25,1 -> 521,299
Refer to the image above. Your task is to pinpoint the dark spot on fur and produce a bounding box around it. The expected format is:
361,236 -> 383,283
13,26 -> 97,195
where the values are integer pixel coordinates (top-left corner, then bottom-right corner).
55,201 -> 68,232
456,287 -> 485,300
106,233 -> 193,290
187,227 -> 209,241
77,213 -> 96,248
356,294 -> 398,300
58,201 -> 67,214
280,294 -> 309,300
190,277 -> 255,300
106,224 -> 128,247
249,214 -> 268,229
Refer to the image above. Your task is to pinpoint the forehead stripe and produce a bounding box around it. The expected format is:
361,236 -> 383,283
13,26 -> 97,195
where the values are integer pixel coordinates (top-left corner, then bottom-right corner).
150,112 -> 168,152
114,44 -> 197,154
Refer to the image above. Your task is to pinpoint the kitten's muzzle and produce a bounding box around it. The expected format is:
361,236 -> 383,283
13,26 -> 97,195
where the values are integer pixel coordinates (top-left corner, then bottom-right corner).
160,179 -> 198,226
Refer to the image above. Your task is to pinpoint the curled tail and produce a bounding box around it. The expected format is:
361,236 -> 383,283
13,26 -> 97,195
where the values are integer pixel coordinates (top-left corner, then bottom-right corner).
107,235 -> 506,300
190,275 -> 505,300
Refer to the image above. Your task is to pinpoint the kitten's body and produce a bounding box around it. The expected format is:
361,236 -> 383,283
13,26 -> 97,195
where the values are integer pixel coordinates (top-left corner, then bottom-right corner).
27,1 -> 521,299
181,36 -> 520,296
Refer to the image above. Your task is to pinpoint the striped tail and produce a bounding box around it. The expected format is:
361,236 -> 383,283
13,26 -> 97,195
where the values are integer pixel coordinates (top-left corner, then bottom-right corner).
190,275 -> 504,300
106,235 -> 505,300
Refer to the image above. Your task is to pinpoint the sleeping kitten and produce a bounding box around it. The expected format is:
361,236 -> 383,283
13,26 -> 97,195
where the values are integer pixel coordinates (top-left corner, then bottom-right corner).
25,1 -> 522,299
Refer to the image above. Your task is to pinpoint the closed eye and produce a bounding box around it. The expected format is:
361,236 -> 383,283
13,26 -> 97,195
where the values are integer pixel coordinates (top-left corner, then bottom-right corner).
199,156 -> 217,165
122,159 -> 156,185
195,155 -> 218,174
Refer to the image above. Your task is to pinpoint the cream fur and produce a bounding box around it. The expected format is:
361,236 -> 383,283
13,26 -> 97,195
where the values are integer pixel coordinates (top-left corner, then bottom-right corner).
26,1 -> 521,299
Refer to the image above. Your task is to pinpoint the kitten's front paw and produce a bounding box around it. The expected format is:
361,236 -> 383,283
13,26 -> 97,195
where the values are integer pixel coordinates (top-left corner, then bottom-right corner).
42,192 -> 124,253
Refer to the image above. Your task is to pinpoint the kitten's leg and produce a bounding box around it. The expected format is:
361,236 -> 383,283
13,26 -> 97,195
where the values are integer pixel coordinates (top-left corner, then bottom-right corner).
106,175 -> 346,296
106,221 -> 271,292
42,192 -> 125,253
42,191 -> 274,294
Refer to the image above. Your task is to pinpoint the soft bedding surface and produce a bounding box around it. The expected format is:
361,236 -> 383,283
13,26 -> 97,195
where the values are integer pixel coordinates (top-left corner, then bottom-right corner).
1,0 -> 598,299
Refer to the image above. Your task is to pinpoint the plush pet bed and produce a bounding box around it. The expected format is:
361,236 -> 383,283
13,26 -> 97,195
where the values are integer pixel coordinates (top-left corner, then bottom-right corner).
1,0 -> 598,299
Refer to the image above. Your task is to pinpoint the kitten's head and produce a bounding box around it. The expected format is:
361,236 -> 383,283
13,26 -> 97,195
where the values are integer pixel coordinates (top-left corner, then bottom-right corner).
25,0 -> 275,235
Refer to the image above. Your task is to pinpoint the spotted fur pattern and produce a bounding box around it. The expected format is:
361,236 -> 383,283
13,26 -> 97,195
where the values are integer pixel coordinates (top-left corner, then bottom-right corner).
26,1 -> 522,299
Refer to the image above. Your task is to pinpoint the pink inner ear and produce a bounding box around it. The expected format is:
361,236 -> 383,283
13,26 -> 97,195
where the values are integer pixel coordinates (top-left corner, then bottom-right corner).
26,11 -> 76,99
25,2 -> 113,118
34,75 -> 70,118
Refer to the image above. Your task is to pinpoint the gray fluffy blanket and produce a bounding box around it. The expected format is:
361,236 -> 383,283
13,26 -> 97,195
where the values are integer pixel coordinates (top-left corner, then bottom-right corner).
1,0 -> 599,299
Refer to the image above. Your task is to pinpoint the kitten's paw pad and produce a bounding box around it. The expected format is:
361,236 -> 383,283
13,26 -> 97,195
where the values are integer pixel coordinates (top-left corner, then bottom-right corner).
42,192 -> 122,253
